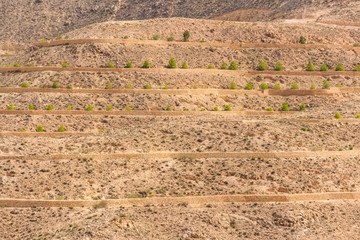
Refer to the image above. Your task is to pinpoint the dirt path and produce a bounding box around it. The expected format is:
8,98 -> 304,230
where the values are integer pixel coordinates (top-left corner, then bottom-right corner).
1,67 -> 359,76
33,38 -> 355,50
0,87 -> 345,96
1,151 -> 359,161
1,192 -> 359,208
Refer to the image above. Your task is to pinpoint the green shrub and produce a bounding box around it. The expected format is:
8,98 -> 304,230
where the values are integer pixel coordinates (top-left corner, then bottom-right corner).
86,105 -> 93,111
299,36 -> 306,44
339,148 -> 343,151
29,104 -> 34,110
8,103 -> 15,110
299,104 -> 306,111
357,114 -> 360,118
163,83 -> 169,89
167,36 -> 174,42
125,61 -> 133,68
200,39 -> 205,43
266,107 -> 273,111
152,34 -> 160,40
67,85 -> 72,89
142,60 -> 150,69
67,106 -> 72,110
125,105 -> 132,111
257,60 -> 267,71
291,82 -> 299,90
181,62 -> 188,69
244,82 -> 254,90
144,84 -> 151,89
105,82 -> 112,89
21,83 -> 29,88
207,64 -> 215,69
228,61 -> 238,70
259,82 -> 268,90
306,60 -> 315,71
224,105 -> 232,111
320,63 -> 328,71
354,64 -> 360,72
61,61 -> 68,68
310,83 -> 316,90
281,102 -> 289,111
274,61 -> 283,71
106,105 -> 112,111
336,83 -> 343,88
273,82 -> 281,90
46,105 -> 53,110
213,106 -> 219,111
323,80 -> 330,89
334,112 -> 342,119
167,58 -> 177,68
20,128 -> 26,132
58,125 -> 65,132
36,125 -> 44,132
126,83 -> 133,89
107,61 -> 115,68
349,146 -> 354,150
166,106 -> 172,111
200,107 -> 205,111
220,62 -> 227,70
40,38 -> 47,42
335,63 -> 344,71
229,81 -> 238,90
52,81 -> 59,89
13,62 -> 20,67
123,36 -> 129,39
183,30 -> 190,42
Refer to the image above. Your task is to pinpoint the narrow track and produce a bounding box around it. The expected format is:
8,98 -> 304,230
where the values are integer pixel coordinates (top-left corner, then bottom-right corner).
1,151 -> 359,161
1,192 -> 359,208
1,67 -> 359,76
0,87 -> 346,96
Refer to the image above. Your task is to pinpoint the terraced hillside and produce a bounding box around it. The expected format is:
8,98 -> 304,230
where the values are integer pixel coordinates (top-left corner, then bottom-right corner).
1,18 -> 360,239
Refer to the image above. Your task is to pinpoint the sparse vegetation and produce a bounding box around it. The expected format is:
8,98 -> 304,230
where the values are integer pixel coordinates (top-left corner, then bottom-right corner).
299,36 -> 306,44
106,105 -> 112,111
58,125 -> 65,132
306,60 -> 315,71
310,83 -> 316,90
281,102 -> 289,111
107,61 -> 115,68
163,83 -> 169,89
244,82 -> 253,90
207,64 -> 215,69
320,63 -> 328,71
21,83 -> 29,88
334,112 -> 342,119
181,62 -> 188,69
299,104 -> 306,111
259,82 -> 268,90
144,83 -> 151,89
275,61 -> 283,71
354,64 -> 360,72
13,62 -> 20,67
125,105 -> 132,111
213,106 -> 219,111
323,80 -> 330,89
266,107 -> 273,111
335,63 -> 345,71
125,61 -> 133,68
220,62 -> 227,70
167,36 -> 174,42
8,103 -> 15,110
61,61 -> 68,68
167,58 -> 177,68
86,105 -> 93,111
273,82 -> 281,90
228,61 -> 238,70
152,34 -> 160,40
257,60 -> 267,71
224,105 -> 232,111
20,128 -> 26,132
52,81 -> 59,89
105,82 -> 113,89
336,83 -> 343,88
229,81 -> 238,90
166,107 -> 172,111
36,125 -> 44,132
142,60 -> 150,69
291,82 -> 299,90
29,104 -> 34,110
126,83 -> 133,89
67,85 -> 72,89
183,30 -> 190,42
67,106 -> 72,110
46,105 -> 53,110
94,200 -> 108,209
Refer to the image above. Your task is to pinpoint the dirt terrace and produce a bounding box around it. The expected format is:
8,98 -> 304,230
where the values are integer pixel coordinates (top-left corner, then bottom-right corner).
1,201 -> 360,240
1,155 -> 359,200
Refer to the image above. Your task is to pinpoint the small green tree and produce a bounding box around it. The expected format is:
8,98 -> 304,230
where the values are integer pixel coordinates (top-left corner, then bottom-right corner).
52,81 -> 59,88
334,112 -> 342,119
354,64 -> 360,72
244,82 -> 254,90
61,61 -> 68,68
105,82 -> 112,89
281,102 -> 289,111
310,83 -> 316,90
323,80 -> 330,89
257,60 -> 268,71
181,62 -> 188,69
107,61 -> 115,68
356,114 -> 360,118
213,106 -> 219,111
46,105 -> 53,110
335,63 -> 345,71
8,103 -> 15,110
126,83 -> 133,89
274,61 -> 283,71
144,84 -> 151,89
320,63 -> 328,71
67,85 -> 72,89
291,82 -> 299,90
228,61 -> 238,70
299,36 -> 306,44
21,83 -> 29,88
58,125 -> 65,132
306,60 -> 315,71
266,107 -> 273,111
86,105 -> 93,111
29,104 -> 34,110
13,62 -> 20,67
273,82 -> 281,90
125,105 -> 132,111
20,128 -> 26,132
106,105 -> 112,111
167,58 -> 177,68
125,61 -> 133,68
152,34 -> 160,40
229,81 -> 238,90
183,30 -> 190,42
163,83 -> 169,89
259,82 -> 268,90
224,105 -> 232,111
36,125 -> 44,132
67,106 -> 72,110
220,62 -> 227,70
143,60 -> 150,69
299,104 -> 306,111
166,106 -> 172,111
